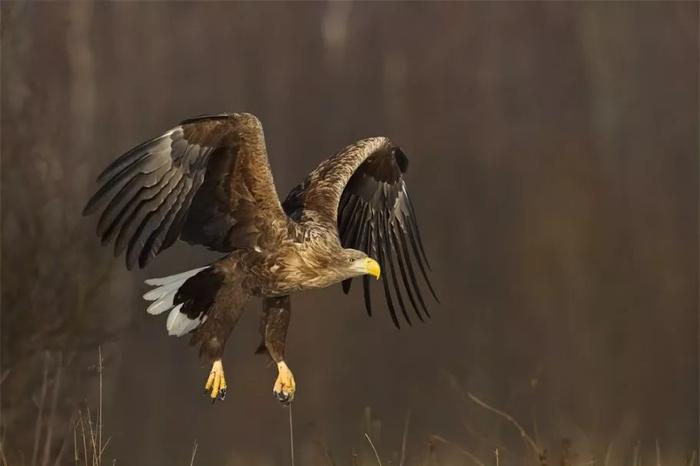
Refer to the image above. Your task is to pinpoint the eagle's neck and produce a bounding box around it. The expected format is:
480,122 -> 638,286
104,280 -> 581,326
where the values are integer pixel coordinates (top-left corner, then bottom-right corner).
221,224 -> 356,297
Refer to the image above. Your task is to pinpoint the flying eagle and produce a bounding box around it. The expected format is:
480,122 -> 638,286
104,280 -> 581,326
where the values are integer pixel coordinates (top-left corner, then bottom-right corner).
84,113 -> 436,403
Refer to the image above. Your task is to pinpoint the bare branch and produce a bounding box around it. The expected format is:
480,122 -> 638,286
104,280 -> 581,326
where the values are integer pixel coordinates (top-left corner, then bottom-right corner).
364,433 -> 382,466
40,354 -> 63,466
632,441 -> 640,466
78,413 -> 87,466
0,439 -> 9,466
73,418 -> 78,466
603,442 -> 613,466
97,348 -> 103,466
429,434 -> 485,466
288,404 -> 295,466
465,391 -> 544,463
31,353 -> 50,466
399,411 -> 410,466
188,441 -> 198,466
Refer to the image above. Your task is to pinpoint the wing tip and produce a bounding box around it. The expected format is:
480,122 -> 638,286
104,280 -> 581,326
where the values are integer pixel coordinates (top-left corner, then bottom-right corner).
391,147 -> 409,173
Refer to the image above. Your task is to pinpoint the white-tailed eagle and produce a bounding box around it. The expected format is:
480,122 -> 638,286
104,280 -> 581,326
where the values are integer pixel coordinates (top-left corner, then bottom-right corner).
84,113 -> 437,403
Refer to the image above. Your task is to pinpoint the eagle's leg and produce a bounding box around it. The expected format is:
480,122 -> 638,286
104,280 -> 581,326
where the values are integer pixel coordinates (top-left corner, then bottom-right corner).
190,280 -> 247,403
260,296 -> 295,404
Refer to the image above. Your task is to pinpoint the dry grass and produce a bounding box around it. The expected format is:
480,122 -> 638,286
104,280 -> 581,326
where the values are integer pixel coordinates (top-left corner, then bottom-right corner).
2,359 -> 696,466
0,348 -> 215,466
189,440 -> 199,466
0,349 -> 111,466
324,377 -> 698,466
71,348 -> 109,466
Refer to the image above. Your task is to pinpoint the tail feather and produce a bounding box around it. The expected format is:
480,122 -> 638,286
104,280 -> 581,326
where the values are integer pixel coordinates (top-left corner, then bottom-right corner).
144,266 -> 209,286
146,289 -> 177,315
166,304 -> 205,336
143,266 -> 213,337
143,281 -> 182,302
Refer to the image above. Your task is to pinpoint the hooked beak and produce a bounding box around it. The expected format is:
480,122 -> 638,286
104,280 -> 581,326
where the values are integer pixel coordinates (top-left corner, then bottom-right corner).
365,258 -> 381,280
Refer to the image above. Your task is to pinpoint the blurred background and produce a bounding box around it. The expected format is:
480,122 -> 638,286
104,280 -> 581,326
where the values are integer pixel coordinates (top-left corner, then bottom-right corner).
1,2 -> 697,465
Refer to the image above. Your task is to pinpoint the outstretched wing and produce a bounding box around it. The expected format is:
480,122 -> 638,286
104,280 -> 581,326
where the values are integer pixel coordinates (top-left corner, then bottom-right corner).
84,113 -> 288,269
283,138 -> 437,328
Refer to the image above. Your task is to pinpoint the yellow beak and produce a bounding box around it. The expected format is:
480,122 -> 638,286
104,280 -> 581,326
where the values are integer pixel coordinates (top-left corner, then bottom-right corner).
365,258 -> 381,280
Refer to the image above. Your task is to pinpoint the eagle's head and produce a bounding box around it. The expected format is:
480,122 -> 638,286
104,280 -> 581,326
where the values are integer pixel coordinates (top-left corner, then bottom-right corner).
290,245 -> 381,290
339,248 -> 381,281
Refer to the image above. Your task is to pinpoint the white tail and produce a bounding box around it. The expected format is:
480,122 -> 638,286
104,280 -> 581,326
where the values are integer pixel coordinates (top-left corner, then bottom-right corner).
143,266 -> 209,337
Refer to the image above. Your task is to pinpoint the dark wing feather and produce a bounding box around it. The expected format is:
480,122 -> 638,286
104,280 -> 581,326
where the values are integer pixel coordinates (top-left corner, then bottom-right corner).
84,113 -> 287,269
283,138 -> 437,328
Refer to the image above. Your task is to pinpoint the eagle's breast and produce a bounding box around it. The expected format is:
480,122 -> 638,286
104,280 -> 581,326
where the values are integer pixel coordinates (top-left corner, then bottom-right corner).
235,223 -> 344,297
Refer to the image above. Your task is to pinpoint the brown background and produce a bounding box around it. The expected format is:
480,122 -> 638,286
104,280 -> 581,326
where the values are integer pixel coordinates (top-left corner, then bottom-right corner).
2,2 -> 698,465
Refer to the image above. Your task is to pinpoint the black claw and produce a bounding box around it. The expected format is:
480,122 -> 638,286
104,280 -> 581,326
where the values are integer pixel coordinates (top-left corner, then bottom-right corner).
274,390 -> 294,405
219,388 -> 226,401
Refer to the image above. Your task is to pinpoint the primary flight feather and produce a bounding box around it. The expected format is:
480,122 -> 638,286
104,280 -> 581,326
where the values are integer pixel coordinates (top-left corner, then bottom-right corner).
84,112 -> 436,403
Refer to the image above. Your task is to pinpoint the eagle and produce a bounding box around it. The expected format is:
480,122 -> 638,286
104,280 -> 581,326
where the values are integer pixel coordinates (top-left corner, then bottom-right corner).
84,113 -> 436,403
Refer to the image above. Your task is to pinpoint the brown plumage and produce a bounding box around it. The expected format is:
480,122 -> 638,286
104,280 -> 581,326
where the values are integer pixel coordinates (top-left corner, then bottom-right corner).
84,112 -> 436,403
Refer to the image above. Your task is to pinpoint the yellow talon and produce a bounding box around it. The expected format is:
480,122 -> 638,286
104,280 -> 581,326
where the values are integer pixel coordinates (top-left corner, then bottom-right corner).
273,361 -> 296,404
205,360 -> 227,401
